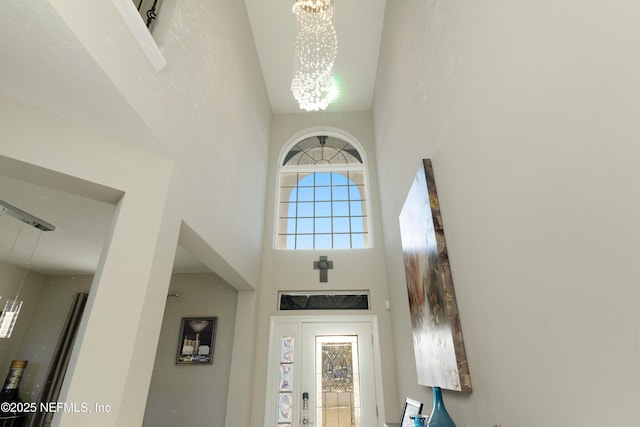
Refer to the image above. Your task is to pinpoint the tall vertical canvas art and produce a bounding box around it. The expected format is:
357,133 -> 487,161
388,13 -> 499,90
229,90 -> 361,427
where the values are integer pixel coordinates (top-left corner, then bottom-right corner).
399,159 -> 472,392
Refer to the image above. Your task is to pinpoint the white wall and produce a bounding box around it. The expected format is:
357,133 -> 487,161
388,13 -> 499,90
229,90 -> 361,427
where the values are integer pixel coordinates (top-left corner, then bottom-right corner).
373,1 -> 640,426
1,0 -> 272,423
251,112 -> 399,427
47,0 -> 272,289
143,273 -> 238,427
0,95 -> 180,427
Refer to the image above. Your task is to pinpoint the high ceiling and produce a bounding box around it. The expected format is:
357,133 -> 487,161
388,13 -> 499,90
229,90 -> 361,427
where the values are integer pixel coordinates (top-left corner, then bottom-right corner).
0,0 -> 386,276
245,0 -> 387,114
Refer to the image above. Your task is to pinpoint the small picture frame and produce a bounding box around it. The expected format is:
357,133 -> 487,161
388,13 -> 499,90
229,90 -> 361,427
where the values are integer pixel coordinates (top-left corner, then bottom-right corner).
176,317 -> 217,365
400,397 -> 423,427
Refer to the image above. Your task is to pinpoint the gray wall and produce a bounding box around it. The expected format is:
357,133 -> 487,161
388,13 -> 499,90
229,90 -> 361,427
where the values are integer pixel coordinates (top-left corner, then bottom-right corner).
143,273 -> 238,427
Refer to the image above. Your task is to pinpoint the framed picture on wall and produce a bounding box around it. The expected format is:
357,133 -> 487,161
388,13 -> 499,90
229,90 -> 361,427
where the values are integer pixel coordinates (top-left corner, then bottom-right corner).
176,317 -> 217,365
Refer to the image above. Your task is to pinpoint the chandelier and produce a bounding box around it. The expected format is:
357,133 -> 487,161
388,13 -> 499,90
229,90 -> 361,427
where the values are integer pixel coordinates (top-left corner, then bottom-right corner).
291,0 -> 338,111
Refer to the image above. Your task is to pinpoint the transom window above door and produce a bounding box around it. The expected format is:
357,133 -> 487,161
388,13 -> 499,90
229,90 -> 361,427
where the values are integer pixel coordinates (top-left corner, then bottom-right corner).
276,135 -> 371,250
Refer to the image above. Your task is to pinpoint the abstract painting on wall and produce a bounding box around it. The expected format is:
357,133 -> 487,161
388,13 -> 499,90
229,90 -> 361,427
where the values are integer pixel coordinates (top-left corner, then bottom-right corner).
398,159 -> 472,392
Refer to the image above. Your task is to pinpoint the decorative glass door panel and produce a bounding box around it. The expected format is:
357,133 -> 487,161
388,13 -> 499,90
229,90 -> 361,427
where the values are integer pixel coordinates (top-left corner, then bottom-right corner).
315,335 -> 361,427
301,322 -> 376,427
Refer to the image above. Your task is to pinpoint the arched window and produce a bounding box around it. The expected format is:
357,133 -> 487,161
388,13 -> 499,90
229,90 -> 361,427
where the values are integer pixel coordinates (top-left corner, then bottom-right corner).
276,135 -> 371,249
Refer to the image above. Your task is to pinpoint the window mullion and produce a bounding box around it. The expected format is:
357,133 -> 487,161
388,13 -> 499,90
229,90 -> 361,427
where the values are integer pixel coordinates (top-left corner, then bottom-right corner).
347,171 -> 352,249
295,173 -> 300,249
330,171 -> 334,249
313,172 -> 317,249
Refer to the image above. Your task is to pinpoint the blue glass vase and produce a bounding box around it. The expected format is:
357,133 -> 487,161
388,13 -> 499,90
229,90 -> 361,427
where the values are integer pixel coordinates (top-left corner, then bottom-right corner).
426,387 -> 456,427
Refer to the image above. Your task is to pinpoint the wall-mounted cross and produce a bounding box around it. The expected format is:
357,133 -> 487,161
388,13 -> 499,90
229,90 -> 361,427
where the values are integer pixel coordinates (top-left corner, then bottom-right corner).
313,255 -> 334,283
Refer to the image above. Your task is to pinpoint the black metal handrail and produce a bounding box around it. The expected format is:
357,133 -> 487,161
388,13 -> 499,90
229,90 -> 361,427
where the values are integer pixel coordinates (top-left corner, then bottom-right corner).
136,0 -> 161,28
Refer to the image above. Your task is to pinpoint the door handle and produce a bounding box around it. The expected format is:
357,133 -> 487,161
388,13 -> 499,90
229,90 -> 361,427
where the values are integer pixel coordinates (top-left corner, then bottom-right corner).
302,392 -> 311,425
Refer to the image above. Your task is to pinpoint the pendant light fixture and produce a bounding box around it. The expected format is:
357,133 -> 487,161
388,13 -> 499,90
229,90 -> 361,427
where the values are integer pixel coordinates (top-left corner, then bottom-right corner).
0,199 -> 54,339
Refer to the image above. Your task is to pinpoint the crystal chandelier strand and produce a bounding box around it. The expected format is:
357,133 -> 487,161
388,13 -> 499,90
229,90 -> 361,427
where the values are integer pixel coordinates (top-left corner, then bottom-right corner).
291,0 -> 338,111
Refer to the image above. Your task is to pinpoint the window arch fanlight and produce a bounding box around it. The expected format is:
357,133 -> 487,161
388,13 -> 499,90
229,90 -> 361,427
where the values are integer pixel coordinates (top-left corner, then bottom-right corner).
276,134 -> 371,250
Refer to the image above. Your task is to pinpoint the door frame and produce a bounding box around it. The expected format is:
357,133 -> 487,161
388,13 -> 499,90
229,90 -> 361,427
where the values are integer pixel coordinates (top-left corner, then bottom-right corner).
264,315 -> 387,427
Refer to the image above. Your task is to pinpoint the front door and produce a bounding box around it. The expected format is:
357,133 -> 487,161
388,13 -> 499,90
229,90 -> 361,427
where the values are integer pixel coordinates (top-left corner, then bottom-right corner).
265,316 -> 383,427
